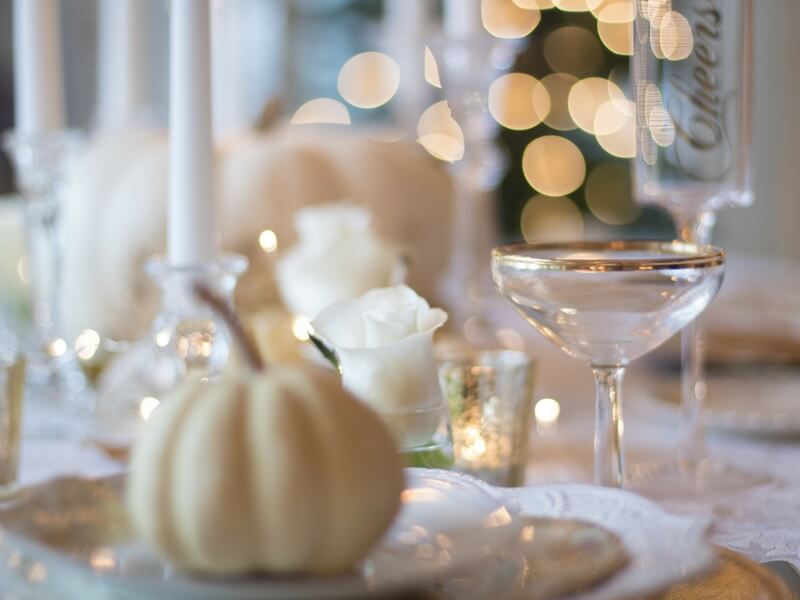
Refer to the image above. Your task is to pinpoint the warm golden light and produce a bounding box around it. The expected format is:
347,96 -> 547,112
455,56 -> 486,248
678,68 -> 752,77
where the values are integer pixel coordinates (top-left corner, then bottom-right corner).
659,11 -> 694,61
591,0 -> 634,22
514,0 -> 554,7
541,73 -> 578,130
521,195 -> 584,242
534,397 -> 561,424
594,98 -> 629,135
552,0 -> 603,12
567,77 -> 625,134
75,329 -> 101,361
522,136 -> 586,197
90,548 -> 117,571
597,20 -> 633,55
337,51 -> 400,109
292,315 -> 312,342
482,0 -> 541,39
424,46 -> 442,88
417,101 -> 465,163
460,426 -> 488,461
596,99 -> 636,158
544,26 -> 603,77
585,162 -> 640,225
648,103 -> 676,147
48,338 -> 67,358
488,73 -> 551,131
258,229 -> 278,253
290,98 -> 351,125
642,0 -> 671,23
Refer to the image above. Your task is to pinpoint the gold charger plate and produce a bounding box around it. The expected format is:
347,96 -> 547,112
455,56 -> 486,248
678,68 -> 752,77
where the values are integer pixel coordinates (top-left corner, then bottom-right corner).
657,548 -> 793,600
434,517 -> 628,599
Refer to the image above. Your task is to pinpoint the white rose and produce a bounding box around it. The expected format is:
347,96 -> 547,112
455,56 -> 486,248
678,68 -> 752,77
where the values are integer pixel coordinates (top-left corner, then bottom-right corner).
311,285 -> 448,449
275,203 -> 398,319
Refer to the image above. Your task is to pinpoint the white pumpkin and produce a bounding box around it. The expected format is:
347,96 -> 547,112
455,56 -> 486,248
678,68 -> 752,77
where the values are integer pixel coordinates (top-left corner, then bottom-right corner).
61,124 -> 453,342
127,366 -> 405,575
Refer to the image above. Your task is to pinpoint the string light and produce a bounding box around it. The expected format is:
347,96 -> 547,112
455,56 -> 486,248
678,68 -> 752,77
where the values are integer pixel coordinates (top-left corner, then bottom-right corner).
337,52 -> 400,109
290,98 -> 350,125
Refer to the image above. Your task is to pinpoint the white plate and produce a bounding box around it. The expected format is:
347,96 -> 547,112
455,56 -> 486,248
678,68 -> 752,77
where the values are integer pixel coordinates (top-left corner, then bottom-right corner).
0,469 -> 521,599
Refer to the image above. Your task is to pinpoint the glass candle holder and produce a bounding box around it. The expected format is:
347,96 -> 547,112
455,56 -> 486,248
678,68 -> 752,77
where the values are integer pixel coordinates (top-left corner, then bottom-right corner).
0,350 -> 25,495
438,350 -> 535,486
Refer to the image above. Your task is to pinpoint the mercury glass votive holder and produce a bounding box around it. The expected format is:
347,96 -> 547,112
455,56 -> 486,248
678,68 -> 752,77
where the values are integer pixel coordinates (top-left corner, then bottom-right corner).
0,351 -> 25,495
438,350 -> 535,487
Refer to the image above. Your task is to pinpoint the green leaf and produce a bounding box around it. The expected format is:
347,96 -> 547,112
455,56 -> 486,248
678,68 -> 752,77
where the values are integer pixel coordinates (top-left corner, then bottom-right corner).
404,447 -> 455,470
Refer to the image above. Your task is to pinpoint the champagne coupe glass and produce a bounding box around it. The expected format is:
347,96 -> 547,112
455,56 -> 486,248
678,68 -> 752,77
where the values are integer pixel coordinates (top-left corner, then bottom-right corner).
632,0 -> 766,494
491,241 -> 725,487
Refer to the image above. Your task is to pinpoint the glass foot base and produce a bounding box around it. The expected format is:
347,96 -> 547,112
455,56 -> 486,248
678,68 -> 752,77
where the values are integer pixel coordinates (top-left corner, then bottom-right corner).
627,457 -> 772,500
22,352 -> 95,439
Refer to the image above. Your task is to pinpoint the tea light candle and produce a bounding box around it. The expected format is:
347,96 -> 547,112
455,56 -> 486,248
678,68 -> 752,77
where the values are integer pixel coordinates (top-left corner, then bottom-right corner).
443,0 -> 482,39
12,0 -> 65,135
168,0 -> 216,266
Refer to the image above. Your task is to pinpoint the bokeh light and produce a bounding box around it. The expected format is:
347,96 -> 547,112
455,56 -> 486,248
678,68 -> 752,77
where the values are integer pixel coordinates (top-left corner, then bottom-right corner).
551,0 -> 603,12
482,0 -> 541,39
290,98 -> 351,125
567,77 -> 625,134
488,73 -> 551,131
258,229 -> 278,253
585,162 -> 640,225
522,136 -> 586,196
337,51 -> 400,109
591,0 -> 634,22
424,46 -> 442,88
597,20 -> 633,55
659,11 -> 694,61
541,73 -> 579,130
417,101 -> 465,162
544,26 -> 604,77
521,195 -> 584,242
75,329 -> 101,361
648,104 -> 676,147
534,397 -> 561,424
596,98 -> 636,157
513,0 -> 555,8
139,396 -> 160,421
292,315 -> 312,342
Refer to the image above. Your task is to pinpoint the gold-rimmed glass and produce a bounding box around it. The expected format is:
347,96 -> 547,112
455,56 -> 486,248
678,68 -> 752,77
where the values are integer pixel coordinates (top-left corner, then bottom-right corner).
491,241 -> 725,487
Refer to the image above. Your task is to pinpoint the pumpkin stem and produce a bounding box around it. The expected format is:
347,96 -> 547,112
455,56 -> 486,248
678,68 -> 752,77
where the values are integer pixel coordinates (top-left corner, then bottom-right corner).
193,282 -> 265,372
254,97 -> 284,133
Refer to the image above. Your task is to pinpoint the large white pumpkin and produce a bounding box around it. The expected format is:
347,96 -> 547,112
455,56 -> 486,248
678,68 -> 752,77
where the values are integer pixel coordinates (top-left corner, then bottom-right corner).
61,125 -> 453,342
127,365 -> 404,575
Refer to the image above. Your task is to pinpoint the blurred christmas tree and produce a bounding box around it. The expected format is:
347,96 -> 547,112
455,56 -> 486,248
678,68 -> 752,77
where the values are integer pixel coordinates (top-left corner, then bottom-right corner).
494,0 -> 674,241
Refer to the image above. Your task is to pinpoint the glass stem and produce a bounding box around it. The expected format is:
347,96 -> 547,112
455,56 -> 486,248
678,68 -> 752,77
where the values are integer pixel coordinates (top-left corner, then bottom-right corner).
24,187 -> 61,348
592,366 -> 625,487
675,210 -> 716,464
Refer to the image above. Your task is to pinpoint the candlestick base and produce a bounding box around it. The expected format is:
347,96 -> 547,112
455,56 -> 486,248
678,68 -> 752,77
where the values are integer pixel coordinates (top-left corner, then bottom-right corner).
92,254 -> 247,446
3,130 -> 95,438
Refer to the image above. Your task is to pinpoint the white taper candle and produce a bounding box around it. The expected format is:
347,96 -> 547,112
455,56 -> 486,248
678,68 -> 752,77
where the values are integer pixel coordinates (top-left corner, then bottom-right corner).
443,0 -> 482,39
96,0 -> 148,130
168,0 -> 216,266
12,0 -> 65,135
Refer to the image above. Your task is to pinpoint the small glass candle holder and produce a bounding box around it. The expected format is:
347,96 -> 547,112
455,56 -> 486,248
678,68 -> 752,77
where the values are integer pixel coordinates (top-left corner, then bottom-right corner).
438,350 -> 535,486
0,351 -> 25,495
